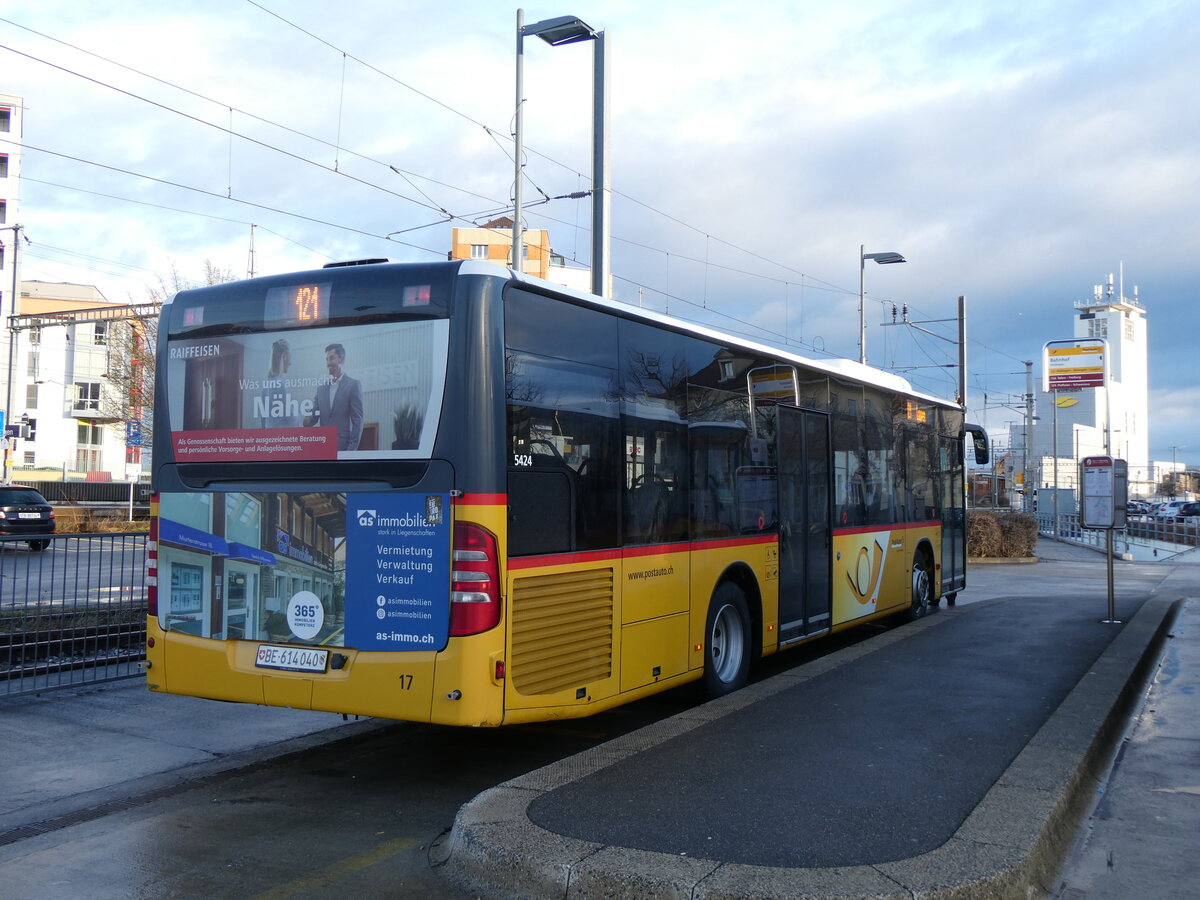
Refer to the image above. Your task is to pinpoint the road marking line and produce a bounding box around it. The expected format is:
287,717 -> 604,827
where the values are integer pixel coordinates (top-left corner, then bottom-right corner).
248,836 -> 418,899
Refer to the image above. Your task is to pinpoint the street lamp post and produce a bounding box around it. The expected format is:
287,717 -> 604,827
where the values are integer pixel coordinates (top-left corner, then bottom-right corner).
858,244 -> 906,365
514,11 -> 609,296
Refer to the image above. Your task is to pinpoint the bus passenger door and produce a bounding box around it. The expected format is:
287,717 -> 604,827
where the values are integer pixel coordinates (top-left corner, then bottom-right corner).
776,406 -> 832,642
939,435 -> 967,596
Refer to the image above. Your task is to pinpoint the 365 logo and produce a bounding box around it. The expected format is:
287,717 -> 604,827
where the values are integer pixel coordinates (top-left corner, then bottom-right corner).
357,509 -> 377,527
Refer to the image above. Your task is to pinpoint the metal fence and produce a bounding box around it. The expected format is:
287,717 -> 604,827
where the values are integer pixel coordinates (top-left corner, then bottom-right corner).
1036,513 -> 1200,560
1,532 -> 148,698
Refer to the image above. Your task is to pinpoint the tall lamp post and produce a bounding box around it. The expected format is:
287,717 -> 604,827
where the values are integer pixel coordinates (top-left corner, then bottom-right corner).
859,244 -> 906,365
514,10 -> 610,297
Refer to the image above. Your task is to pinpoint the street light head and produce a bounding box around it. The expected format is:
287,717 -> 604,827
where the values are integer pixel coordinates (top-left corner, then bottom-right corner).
523,15 -> 597,45
863,251 -> 906,265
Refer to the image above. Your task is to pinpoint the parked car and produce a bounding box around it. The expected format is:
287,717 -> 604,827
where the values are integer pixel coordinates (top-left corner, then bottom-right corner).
1153,500 -> 1188,518
1126,500 -> 1151,516
1174,501 -> 1200,521
0,485 -> 56,551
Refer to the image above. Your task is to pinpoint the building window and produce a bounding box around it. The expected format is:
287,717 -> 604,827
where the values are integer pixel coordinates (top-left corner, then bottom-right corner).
0,199 -> 6,225
0,108 -> 10,132
92,322 -> 109,345
0,153 -> 8,177
78,421 -> 103,445
75,449 -> 102,472
74,382 -> 102,412
470,244 -> 488,260
77,419 -> 104,473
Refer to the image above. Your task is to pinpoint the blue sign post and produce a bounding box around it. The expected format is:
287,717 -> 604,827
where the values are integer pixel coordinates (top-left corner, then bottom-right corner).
343,493 -> 451,651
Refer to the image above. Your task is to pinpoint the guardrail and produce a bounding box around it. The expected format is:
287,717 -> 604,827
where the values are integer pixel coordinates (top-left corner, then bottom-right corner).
0,532 -> 148,698
1036,513 -> 1200,559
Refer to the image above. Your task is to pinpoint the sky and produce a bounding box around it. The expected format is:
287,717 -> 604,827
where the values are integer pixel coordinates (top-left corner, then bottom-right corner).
2,0 -> 1198,466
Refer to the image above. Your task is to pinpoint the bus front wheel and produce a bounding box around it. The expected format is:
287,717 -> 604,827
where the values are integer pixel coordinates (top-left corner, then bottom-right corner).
703,583 -> 751,698
908,552 -> 933,620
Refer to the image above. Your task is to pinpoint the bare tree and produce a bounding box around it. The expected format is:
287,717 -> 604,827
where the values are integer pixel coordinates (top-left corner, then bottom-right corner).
99,260 -> 237,442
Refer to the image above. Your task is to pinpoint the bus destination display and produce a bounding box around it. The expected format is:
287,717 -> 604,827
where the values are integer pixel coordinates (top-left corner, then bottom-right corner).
264,282 -> 331,329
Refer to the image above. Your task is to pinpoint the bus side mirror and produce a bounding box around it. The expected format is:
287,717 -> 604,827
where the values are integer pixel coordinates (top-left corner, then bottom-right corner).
964,424 -> 989,465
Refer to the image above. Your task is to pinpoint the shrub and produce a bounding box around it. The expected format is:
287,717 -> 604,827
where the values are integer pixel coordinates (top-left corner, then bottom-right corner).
967,511 -> 1004,558
968,510 -> 1037,558
52,508 -> 148,533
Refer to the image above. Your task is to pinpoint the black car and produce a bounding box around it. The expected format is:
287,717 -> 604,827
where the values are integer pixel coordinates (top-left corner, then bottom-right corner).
0,485 -> 56,551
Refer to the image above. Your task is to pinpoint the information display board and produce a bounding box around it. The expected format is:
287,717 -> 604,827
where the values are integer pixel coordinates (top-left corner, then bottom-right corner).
1080,456 -> 1128,530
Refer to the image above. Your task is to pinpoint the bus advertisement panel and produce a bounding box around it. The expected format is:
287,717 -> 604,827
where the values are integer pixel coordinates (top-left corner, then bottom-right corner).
155,489 -> 451,653
165,320 -> 448,462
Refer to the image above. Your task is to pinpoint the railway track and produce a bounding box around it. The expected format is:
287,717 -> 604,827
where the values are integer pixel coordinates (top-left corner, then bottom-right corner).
0,621 -> 146,681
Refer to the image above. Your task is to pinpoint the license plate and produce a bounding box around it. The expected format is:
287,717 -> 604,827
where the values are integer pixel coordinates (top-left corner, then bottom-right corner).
255,644 -> 329,673
18,512 -> 42,519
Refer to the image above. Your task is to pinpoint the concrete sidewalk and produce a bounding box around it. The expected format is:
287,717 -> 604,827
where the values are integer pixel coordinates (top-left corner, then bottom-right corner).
0,678 -> 381,843
443,542 -> 1200,899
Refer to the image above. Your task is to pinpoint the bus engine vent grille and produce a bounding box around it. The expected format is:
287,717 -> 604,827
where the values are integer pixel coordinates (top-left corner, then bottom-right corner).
510,568 -> 614,695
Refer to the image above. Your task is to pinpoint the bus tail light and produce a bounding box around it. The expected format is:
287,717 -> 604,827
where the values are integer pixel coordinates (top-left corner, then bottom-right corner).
146,496 -> 159,617
450,522 -> 501,636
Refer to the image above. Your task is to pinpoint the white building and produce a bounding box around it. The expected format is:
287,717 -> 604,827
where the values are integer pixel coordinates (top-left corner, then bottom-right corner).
2,93 -> 25,480
0,93 -> 19,233
1029,270 -> 1153,499
12,280 -> 144,481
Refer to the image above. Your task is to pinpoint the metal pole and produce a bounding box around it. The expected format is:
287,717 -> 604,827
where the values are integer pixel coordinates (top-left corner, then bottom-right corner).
3,224 -> 21,485
1024,360 -> 1034,513
1105,529 -> 1118,621
1052,390 -> 1060,539
858,245 -> 866,364
957,295 -> 967,407
590,29 -> 610,298
513,10 -> 525,275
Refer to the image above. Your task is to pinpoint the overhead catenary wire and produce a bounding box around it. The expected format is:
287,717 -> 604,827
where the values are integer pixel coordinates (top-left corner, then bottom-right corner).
2,9 -> 1022,403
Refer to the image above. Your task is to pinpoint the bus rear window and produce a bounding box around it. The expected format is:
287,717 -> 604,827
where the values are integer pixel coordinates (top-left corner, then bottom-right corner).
165,319 -> 449,463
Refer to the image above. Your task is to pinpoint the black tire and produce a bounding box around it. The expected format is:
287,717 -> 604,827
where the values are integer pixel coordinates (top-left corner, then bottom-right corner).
702,583 -> 751,698
29,540 -> 50,552
907,551 -> 933,621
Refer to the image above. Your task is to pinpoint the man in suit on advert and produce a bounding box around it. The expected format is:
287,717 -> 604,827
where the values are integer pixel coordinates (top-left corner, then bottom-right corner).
304,342 -> 364,451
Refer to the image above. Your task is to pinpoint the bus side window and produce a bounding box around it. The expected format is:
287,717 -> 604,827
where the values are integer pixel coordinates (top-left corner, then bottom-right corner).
506,350 -> 621,556
508,468 -> 574,556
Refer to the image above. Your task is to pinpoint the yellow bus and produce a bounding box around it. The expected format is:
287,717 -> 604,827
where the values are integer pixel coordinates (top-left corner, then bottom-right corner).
146,260 -> 988,725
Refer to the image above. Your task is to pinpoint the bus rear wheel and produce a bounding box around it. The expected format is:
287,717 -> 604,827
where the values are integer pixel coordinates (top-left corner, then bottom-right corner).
908,552 -> 933,620
703,583 -> 751,698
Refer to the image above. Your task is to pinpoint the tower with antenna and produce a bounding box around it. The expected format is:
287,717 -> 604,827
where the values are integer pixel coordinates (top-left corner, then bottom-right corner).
1030,264 -> 1150,497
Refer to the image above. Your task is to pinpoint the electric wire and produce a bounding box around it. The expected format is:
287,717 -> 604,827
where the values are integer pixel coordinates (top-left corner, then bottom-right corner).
3,12 -> 1019,406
